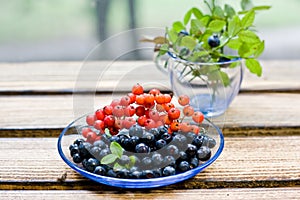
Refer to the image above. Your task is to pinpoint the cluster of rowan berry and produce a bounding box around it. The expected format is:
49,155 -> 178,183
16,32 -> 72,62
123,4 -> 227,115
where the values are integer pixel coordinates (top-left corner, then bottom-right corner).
82,84 -> 204,144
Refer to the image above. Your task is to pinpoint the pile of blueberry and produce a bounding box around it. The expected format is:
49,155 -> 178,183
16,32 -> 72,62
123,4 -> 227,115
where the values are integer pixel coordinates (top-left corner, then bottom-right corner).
68,84 -> 217,179
69,125 -> 216,179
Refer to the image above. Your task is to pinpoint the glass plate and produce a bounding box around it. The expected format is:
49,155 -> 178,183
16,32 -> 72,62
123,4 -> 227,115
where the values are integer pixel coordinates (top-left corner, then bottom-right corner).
57,115 -> 224,188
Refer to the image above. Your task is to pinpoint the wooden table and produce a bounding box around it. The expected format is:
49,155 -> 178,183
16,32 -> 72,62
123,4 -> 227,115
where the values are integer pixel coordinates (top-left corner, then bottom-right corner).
0,60 -> 299,199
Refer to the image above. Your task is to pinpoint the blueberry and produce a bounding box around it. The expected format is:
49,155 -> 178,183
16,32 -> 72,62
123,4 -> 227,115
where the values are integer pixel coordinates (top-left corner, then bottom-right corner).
85,158 -> 100,172
100,134 -> 110,144
162,166 -> 176,176
142,132 -> 155,147
166,145 -> 179,158
178,161 -> 190,172
152,168 -> 162,178
148,128 -> 160,139
141,157 -> 152,167
78,142 -> 92,158
179,30 -> 189,36
163,155 -> 176,168
142,170 -> 155,179
82,158 -> 88,169
109,136 -> 120,143
157,126 -> 168,135
72,153 -> 83,163
73,138 -> 84,146
98,148 -> 110,159
218,56 -> 231,63
152,153 -> 164,167
120,137 -> 131,151
197,146 -> 212,161
129,124 -> 144,138
107,169 -> 117,178
90,146 -> 101,156
135,143 -> 150,153
172,134 -> 188,150
93,165 -> 107,175
186,144 -> 197,157
130,170 -> 143,179
155,139 -> 167,149
192,135 -> 205,148
118,155 -> 130,166
186,132 -> 197,141
70,145 -> 80,157
128,136 -> 140,148
93,140 -> 107,149
208,35 -> 220,48
161,132 -> 172,143
116,169 -> 130,178
69,144 -> 77,151
190,157 -> 199,168
207,137 -> 216,148
177,151 -> 188,162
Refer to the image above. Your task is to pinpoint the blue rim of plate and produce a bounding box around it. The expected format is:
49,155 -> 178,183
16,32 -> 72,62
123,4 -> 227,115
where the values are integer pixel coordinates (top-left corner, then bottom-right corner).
57,116 -> 224,189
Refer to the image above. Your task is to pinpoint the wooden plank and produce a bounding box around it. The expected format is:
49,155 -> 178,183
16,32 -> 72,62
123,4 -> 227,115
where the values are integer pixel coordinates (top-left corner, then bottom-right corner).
0,93 -> 299,136
0,60 -> 299,93
0,136 -> 299,190
0,188 -> 300,200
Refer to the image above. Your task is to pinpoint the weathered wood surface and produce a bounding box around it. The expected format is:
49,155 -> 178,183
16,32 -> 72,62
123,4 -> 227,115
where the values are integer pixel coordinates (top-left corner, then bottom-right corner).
0,136 -> 299,190
0,60 -> 299,93
1,188 -> 300,200
1,61 -> 300,199
0,93 -> 299,136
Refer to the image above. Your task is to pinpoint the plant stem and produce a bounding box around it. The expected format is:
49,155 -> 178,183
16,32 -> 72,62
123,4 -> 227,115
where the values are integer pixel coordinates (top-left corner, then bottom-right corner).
204,0 -> 213,14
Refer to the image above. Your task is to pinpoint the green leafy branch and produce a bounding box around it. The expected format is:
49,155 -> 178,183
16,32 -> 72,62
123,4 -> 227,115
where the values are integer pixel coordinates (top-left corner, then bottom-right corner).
143,0 -> 270,85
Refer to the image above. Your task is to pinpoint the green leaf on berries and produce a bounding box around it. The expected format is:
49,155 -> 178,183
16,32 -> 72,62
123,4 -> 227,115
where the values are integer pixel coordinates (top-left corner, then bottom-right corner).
241,10 -> 255,28
110,141 -> 123,158
101,154 -> 118,165
114,163 -> 125,170
245,58 -> 262,76
128,155 -> 136,168
208,20 -> 226,32
104,128 -> 112,138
